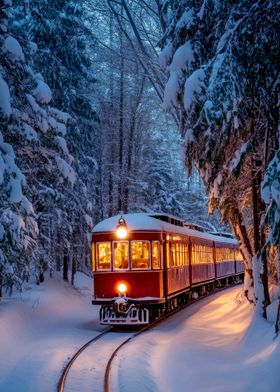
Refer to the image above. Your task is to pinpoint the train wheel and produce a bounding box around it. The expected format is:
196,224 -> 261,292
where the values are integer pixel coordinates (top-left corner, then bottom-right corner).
192,291 -> 199,300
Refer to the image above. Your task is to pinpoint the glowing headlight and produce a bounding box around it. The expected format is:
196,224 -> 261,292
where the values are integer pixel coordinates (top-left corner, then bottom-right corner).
116,216 -> 128,239
116,227 -> 127,239
118,283 -> 127,294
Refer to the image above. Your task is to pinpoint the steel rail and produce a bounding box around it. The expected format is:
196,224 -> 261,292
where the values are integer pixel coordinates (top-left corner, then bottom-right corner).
57,327 -> 113,392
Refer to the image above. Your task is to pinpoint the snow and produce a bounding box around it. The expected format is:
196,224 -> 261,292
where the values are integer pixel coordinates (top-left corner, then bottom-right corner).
84,213 -> 93,227
184,128 -> 194,144
49,107 -> 72,123
0,136 -> 25,203
163,71 -> 180,110
176,9 -> 193,30
0,273 -> 102,392
22,122 -> 38,142
0,74 -> 11,117
111,287 -> 280,392
230,142 -> 248,173
92,213 -> 237,245
158,41 -> 173,70
0,280 -> 279,391
26,93 -> 46,116
183,68 -> 205,110
56,121 -> 67,136
169,41 -> 194,74
33,80 -> 52,104
21,196 -> 35,215
55,136 -> 69,157
55,156 -> 76,185
234,114 -> 239,129
29,41 -> 37,54
3,35 -> 24,61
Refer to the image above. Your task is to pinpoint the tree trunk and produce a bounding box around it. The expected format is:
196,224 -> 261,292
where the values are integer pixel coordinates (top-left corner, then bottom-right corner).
252,160 -> 270,317
63,254 -> 68,282
117,5 -> 125,213
123,77 -> 146,213
71,256 -> 76,286
0,265 -> 3,299
231,210 -> 255,303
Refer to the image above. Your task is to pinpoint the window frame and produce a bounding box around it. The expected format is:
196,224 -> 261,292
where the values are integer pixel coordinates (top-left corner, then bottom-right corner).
91,242 -> 95,271
151,240 -> 161,270
130,240 -> 151,270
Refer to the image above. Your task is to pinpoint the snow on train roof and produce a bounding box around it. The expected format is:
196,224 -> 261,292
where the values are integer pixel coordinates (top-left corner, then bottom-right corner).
92,213 -> 237,245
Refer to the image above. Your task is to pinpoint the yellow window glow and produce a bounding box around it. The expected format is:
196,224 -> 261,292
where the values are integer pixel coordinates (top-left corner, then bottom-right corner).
131,241 -> 150,269
97,242 -> 111,270
114,242 -> 128,269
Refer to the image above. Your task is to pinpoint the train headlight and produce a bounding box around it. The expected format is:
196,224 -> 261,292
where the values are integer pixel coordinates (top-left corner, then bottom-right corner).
118,283 -> 127,295
116,227 -> 127,239
116,216 -> 128,239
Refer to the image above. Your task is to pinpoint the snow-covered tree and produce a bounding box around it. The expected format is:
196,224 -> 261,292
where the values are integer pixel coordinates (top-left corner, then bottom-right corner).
159,0 -> 280,316
12,0 -> 100,275
0,0 -> 77,290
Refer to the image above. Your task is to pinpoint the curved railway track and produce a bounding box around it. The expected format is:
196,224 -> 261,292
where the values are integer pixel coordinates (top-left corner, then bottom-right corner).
57,327 -> 113,392
58,283 -> 240,392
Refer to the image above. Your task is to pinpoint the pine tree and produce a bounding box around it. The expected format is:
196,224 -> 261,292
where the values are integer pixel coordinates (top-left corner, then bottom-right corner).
0,0 -> 76,290
13,0 -> 100,274
159,0 -> 280,315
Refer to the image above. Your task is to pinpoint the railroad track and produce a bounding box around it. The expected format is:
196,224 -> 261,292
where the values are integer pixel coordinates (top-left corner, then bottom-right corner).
58,284 -> 240,392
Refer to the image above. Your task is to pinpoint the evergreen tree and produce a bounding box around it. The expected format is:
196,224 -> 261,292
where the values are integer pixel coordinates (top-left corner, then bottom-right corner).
159,0 -> 280,315
13,0 -> 100,273
0,0 -> 76,291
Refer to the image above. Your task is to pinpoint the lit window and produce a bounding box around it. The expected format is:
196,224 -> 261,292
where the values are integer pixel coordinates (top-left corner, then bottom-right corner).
166,242 -> 170,267
97,242 -> 111,270
152,241 -> 161,269
114,242 -> 129,270
131,241 -> 150,269
91,243 -> 95,271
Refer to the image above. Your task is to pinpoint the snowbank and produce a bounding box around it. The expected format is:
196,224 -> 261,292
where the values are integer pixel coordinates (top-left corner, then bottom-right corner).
0,273 -> 101,392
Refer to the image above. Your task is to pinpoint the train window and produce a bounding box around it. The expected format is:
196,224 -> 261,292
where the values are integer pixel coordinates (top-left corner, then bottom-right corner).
170,242 -> 175,267
91,243 -> 95,271
131,241 -> 150,269
182,243 -> 188,265
216,247 -> 233,262
235,250 -> 243,261
152,241 -> 161,269
166,242 -> 170,267
97,242 -> 111,270
192,244 -> 213,264
113,242 -> 129,270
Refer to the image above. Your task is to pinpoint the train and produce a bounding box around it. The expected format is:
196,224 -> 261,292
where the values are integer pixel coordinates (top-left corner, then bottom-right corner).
91,213 -> 244,325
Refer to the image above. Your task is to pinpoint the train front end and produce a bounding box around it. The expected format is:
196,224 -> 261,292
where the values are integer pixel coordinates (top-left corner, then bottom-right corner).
91,214 -> 165,325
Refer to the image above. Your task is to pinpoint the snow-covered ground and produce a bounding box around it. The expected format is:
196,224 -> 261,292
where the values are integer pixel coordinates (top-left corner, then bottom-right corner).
0,273 -> 104,392
111,287 -> 280,392
0,275 -> 279,392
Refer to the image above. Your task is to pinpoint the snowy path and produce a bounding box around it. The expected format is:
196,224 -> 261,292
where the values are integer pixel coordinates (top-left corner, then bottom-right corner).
111,287 -> 280,392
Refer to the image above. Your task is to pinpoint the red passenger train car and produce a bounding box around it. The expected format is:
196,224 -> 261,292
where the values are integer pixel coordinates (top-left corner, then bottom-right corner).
91,213 -> 244,325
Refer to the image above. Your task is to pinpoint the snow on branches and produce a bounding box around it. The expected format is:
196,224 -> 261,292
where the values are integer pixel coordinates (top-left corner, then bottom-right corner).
160,0 -> 280,315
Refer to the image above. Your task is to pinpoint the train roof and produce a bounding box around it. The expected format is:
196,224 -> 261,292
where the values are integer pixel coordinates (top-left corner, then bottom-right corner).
92,213 -> 237,246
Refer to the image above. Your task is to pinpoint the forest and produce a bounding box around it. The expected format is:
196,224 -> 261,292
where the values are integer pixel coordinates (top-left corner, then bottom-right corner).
0,0 -> 279,323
